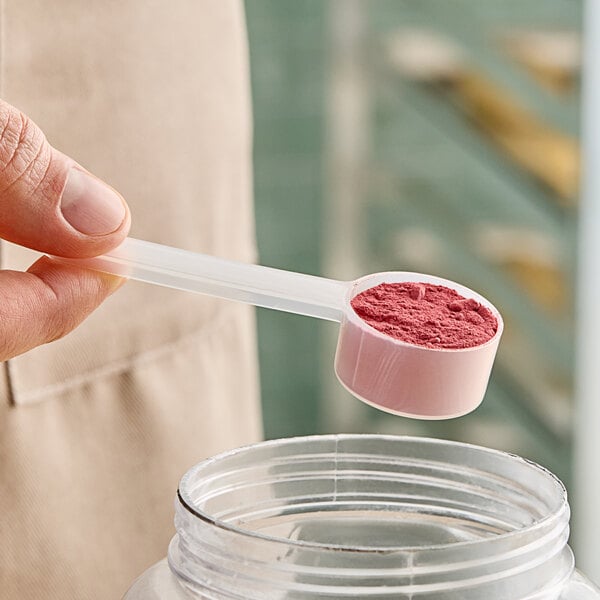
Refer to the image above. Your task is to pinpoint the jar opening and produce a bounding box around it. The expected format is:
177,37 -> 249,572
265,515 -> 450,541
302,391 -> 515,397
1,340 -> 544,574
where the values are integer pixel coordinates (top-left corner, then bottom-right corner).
177,434 -> 567,553
170,435 -> 572,599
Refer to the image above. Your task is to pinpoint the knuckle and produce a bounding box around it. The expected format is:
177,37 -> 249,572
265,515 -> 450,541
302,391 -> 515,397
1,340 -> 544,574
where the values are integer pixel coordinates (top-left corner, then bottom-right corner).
0,101 -> 51,196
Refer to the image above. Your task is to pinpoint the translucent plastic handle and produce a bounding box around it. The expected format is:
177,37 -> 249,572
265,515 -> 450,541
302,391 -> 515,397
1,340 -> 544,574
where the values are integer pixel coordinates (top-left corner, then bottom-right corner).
59,238 -> 348,322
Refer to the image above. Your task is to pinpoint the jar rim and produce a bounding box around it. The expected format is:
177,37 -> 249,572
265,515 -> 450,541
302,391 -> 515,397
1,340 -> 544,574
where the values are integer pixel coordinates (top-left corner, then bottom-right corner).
177,434 -> 568,554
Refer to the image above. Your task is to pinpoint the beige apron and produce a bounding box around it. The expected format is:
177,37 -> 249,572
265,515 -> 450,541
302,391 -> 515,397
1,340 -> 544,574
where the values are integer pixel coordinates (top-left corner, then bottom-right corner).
0,2 -> 262,598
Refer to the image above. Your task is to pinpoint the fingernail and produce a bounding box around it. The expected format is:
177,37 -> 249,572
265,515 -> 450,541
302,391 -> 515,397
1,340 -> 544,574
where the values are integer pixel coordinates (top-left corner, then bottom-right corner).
60,167 -> 127,235
99,272 -> 128,294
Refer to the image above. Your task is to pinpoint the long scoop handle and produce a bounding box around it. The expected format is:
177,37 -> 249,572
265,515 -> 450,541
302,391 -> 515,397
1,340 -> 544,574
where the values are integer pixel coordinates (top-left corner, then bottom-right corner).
57,237 -> 347,322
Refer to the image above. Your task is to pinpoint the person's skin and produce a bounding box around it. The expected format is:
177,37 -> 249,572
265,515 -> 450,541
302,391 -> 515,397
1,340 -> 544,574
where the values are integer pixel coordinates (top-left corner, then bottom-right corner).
0,99 -> 130,361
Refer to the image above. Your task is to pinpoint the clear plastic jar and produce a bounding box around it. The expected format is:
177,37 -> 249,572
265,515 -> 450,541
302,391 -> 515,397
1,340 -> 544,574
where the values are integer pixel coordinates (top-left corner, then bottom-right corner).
123,435 -> 600,599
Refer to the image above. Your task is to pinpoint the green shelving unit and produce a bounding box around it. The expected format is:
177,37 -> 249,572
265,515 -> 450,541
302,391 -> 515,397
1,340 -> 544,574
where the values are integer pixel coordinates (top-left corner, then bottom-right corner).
246,0 -> 328,438
246,0 -> 582,485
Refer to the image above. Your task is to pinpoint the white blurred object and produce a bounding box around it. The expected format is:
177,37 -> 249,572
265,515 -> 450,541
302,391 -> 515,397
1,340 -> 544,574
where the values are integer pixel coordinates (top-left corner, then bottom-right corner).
386,29 -> 464,80
393,227 -> 445,269
473,225 -> 562,268
322,0 -> 370,431
502,29 -> 581,71
574,0 -> 600,585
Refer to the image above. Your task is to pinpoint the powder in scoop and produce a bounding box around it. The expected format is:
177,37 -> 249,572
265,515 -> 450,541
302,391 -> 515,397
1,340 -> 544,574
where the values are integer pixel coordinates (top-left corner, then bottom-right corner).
350,282 -> 498,349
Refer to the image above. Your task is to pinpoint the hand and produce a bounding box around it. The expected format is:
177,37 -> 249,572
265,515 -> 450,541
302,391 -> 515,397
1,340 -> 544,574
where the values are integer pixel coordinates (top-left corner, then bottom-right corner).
0,99 -> 130,361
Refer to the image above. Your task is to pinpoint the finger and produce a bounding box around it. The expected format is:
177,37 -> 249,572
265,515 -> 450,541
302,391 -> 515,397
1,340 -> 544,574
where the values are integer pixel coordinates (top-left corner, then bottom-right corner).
0,99 -> 130,258
0,256 -> 123,361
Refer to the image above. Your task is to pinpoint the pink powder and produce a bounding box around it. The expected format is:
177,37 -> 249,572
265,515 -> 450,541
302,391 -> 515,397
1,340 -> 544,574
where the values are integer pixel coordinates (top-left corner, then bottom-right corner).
350,282 -> 498,350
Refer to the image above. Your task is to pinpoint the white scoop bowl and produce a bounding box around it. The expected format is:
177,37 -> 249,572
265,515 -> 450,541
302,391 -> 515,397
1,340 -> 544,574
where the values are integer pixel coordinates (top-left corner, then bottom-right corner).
58,238 -> 503,419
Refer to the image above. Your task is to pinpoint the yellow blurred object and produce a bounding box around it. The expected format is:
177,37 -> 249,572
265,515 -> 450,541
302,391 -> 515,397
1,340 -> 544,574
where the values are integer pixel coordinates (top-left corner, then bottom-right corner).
500,30 -> 580,95
386,28 -> 580,205
512,59 -> 576,94
473,225 -> 568,315
501,258 -> 568,315
454,71 -> 579,204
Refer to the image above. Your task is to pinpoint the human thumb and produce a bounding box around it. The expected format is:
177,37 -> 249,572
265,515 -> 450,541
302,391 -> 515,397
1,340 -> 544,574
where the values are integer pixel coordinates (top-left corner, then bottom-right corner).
0,99 -> 130,258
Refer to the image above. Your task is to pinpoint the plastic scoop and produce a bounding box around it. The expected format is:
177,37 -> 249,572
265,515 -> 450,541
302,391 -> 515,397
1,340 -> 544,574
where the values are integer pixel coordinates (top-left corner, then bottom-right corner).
59,237 -> 503,419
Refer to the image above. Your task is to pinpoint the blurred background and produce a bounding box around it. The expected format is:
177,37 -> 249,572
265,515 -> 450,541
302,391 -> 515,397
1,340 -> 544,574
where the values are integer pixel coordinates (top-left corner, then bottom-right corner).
245,0 -> 589,575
